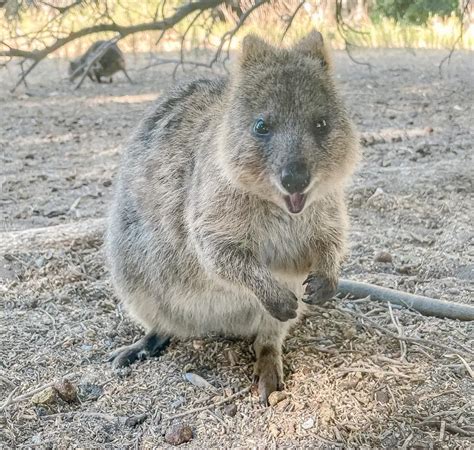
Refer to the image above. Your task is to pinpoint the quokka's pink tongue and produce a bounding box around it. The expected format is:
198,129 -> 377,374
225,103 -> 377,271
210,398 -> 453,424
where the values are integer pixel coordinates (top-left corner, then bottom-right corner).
286,193 -> 306,214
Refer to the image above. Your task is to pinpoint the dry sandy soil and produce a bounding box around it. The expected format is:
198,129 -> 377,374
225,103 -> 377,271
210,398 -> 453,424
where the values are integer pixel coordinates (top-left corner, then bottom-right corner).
1,49 -> 473,448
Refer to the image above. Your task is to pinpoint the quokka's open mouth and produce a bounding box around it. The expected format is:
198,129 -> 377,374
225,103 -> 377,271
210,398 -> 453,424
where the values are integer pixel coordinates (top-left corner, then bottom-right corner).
284,193 -> 306,214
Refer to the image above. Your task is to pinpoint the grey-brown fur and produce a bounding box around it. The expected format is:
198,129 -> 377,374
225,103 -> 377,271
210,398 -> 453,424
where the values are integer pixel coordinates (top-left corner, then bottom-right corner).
68,41 -> 132,83
106,31 -> 360,403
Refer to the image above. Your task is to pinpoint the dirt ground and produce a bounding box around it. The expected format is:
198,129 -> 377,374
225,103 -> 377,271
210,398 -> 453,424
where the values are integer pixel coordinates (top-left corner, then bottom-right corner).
1,49 -> 473,448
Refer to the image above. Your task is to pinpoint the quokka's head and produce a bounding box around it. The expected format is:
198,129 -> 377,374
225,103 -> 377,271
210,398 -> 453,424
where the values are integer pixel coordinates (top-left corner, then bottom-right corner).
218,31 -> 360,215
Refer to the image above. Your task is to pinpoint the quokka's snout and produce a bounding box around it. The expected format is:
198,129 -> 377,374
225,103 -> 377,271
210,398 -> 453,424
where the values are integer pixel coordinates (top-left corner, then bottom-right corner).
278,160 -> 311,214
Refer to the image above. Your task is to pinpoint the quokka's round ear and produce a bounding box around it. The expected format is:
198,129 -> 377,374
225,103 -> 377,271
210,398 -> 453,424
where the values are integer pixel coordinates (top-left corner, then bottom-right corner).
240,34 -> 274,67
293,30 -> 331,69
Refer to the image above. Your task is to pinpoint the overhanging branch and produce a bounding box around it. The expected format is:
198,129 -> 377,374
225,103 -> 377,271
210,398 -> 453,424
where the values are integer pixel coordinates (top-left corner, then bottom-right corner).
0,0 -> 227,61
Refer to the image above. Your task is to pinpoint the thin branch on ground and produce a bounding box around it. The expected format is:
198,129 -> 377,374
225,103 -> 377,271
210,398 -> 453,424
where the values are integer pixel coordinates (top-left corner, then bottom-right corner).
338,279 -> 474,321
415,420 -> 474,437
0,373 -> 79,411
336,306 -> 474,358
388,302 -> 407,360
165,386 -> 251,421
336,368 -> 415,379
455,354 -> 474,378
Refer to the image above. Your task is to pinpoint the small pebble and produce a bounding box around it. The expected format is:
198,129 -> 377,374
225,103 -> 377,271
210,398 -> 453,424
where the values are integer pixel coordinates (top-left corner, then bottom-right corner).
275,398 -> 290,410
35,256 -> 46,268
125,413 -> 148,427
113,366 -> 132,378
446,287 -> 460,295
224,387 -> 233,397
375,390 -> 390,404
268,423 -> 280,437
375,251 -> 393,263
31,387 -> 58,406
54,380 -> 77,403
301,417 -> 314,430
192,339 -> 205,350
268,391 -> 287,407
165,423 -> 193,446
223,403 -> 237,417
77,382 -> 103,402
397,265 -> 412,275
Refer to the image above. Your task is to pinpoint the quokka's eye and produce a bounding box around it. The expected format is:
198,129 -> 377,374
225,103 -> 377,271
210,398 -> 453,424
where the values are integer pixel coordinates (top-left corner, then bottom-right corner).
253,118 -> 270,136
315,119 -> 327,129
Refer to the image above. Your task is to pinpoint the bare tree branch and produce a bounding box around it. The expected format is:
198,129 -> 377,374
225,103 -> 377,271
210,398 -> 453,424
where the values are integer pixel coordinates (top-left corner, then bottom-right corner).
1,0 -> 227,61
1,0 -> 230,91
209,0 -> 269,67
335,0 -> 372,69
39,0 -> 84,14
439,0 -> 471,76
173,9 -> 206,79
280,0 -> 305,43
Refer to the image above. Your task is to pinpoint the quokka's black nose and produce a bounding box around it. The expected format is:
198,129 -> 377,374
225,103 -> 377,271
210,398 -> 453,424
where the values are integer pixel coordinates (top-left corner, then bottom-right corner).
280,161 -> 310,194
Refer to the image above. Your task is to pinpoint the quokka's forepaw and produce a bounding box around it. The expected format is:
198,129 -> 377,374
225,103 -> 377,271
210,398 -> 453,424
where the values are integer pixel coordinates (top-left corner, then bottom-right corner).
302,274 -> 337,305
264,288 -> 299,322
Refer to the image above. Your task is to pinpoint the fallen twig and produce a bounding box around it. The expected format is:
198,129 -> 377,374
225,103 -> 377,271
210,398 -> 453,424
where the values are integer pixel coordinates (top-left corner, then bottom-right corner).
165,385 -> 251,421
338,279 -> 474,321
388,302 -> 407,360
42,411 -> 117,422
360,127 -> 433,146
337,368 -> 414,379
0,218 -> 104,254
0,373 -> 79,411
415,420 -> 474,437
0,386 -> 19,411
337,307 -> 474,358
456,355 -> 474,379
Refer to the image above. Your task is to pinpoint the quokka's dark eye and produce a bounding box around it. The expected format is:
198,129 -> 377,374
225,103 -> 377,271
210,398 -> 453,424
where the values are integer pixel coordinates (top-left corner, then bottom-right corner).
315,119 -> 327,129
253,118 -> 270,136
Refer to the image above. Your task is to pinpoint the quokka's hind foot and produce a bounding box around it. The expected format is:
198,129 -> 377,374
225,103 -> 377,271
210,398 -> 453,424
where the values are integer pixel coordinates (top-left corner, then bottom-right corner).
108,332 -> 170,368
252,344 -> 284,405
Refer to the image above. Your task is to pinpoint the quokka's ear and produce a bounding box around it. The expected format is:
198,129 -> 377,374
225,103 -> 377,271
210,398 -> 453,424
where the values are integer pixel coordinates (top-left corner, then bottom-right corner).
293,30 -> 331,69
240,34 -> 274,67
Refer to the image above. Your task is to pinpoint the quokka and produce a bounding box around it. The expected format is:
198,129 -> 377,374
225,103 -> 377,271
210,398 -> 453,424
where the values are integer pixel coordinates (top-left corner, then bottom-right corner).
106,30 -> 360,403
69,41 -> 132,84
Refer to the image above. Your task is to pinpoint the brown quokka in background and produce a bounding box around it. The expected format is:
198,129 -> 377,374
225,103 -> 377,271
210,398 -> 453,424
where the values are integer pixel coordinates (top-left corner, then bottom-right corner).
69,40 -> 132,83
106,30 -> 360,403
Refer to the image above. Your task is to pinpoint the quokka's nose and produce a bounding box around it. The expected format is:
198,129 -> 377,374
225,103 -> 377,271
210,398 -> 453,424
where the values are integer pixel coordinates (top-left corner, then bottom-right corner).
280,161 -> 310,194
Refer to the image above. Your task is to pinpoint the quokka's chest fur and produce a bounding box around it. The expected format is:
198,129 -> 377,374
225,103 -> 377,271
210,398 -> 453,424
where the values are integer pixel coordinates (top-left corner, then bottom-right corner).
260,229 -> 311,274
